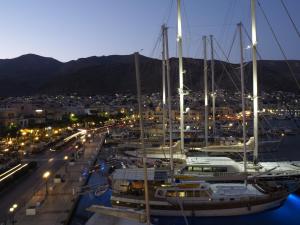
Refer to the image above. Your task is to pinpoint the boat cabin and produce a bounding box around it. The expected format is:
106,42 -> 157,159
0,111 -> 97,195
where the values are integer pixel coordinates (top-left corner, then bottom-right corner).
181,157 -> 243,174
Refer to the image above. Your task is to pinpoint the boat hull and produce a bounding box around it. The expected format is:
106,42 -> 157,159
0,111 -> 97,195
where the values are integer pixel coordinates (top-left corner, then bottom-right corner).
150,198 -> 286,217
112,195 -> 287,217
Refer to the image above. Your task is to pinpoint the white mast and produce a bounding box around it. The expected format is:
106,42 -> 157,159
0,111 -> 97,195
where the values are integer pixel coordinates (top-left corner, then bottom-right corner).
210,35 -> 216,136
161,25 -> 166,148
203,36 -> 208,147
163,24 -> 174,172
251,0 -> 259,164
177,0 -> 185,153
134,52 -> 150,225
238,22 -> 247,174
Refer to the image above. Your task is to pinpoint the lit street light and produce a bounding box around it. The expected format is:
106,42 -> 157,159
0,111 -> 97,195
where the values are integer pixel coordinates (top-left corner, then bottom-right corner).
9,203 -> 18,225
43,171 -> 51,196
64,156 -> 69,174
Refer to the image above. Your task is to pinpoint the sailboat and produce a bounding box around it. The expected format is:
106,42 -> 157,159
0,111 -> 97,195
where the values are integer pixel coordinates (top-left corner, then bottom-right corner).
109,0 -> 300,217
111,170 -> 289,216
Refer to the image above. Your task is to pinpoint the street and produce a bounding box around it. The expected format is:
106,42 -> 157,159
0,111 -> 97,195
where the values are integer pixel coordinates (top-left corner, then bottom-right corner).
0,139 -> 77,220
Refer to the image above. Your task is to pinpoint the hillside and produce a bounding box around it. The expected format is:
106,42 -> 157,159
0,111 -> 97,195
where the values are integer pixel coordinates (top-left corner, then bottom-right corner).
0,54 -> 299,96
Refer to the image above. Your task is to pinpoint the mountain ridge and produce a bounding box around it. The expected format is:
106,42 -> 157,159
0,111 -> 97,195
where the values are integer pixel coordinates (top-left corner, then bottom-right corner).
0,54 -> 299,96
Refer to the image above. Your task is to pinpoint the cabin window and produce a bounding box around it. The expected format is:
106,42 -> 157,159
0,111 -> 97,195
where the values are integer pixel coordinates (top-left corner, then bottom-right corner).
202,191 -> 209,197
194,191 -> 209,197
186,191 -> 194,197
194,191 -> 201,197
166,191 -> 176,197
203,167 -> 212,172
178,191 -> 185,197
213,167 -> 227,172
192,167 -> 202,171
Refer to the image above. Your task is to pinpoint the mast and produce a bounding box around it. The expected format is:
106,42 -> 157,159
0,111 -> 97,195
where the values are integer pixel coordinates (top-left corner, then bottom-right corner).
238,22 -> 247,174
177,0 -> 185,153
134,52 -> 150,225
210,35 -> 216,136
163,25 -> 174,172
162,25 -> 166,148
203,36 -> 208,147
251,0 -> 259,164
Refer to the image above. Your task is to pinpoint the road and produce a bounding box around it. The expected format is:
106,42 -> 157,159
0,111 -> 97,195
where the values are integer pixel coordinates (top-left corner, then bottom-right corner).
0,139 -> 77,221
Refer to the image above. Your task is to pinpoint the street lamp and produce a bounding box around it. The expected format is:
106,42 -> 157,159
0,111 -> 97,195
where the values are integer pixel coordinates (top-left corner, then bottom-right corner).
43,171 -> 51,196
64,156 -> 69,174
9,203 -> 18,225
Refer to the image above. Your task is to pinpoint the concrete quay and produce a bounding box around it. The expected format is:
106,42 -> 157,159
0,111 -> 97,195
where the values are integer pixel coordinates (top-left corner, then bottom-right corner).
12,134 -> 105,225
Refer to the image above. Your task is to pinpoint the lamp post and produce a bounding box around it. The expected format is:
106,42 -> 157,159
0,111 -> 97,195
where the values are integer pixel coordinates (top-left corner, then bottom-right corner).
9,203 -> 17,225
43,171 -> 50,196
64,156 -> 68,174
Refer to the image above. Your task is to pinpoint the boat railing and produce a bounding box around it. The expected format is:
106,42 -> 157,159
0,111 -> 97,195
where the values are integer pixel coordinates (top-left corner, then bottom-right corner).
178,169 -> 300,180
250,169 -> 300,178
177,172 -> 247,179
176,170 -> 300,180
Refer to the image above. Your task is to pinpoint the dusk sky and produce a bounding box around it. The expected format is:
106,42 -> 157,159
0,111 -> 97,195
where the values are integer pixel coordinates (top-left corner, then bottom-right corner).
0,0 -> 299,62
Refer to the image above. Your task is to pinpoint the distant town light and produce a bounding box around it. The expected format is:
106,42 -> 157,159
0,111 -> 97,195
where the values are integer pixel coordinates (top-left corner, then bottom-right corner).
245,111 -> 251,116
35,109 -> 43,113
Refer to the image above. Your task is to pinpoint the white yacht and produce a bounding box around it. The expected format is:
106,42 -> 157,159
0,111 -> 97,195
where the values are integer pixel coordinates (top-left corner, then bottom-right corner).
179,156 -> 300,188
